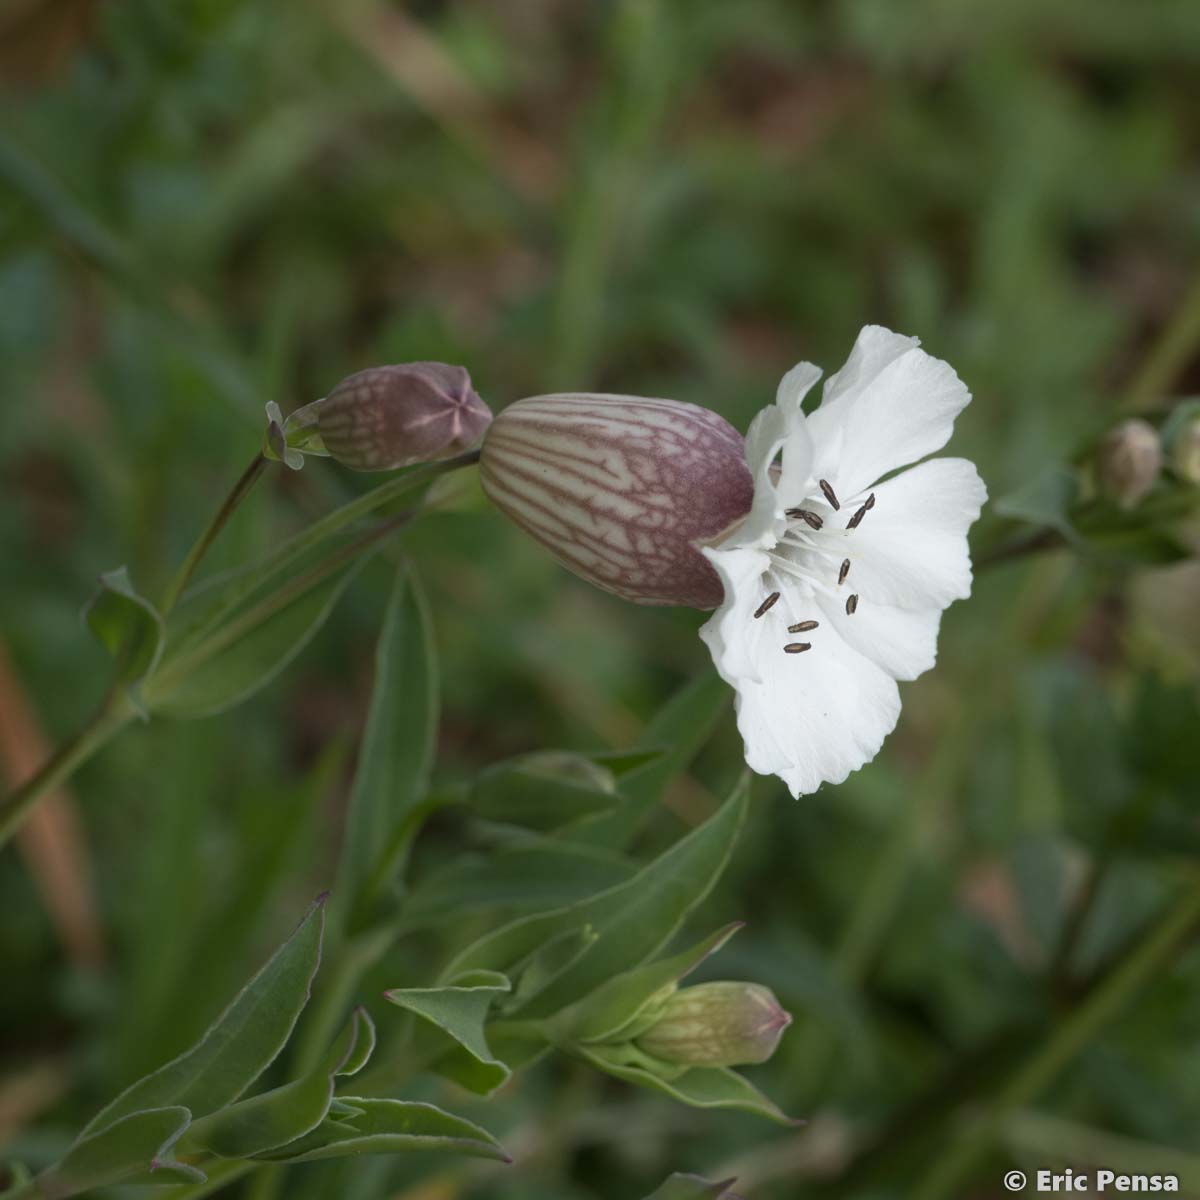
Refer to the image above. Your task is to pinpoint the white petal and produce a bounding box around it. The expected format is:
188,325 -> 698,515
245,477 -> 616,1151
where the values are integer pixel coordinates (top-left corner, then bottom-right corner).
717,384 -> 815,551
835,457 -> 987,610
775,363 -> 820,505
815,592 -> 942,682
806,327 -> 971,499
700,547 -> 902,798
700,543 -> 775,684
775,361 -> 822,413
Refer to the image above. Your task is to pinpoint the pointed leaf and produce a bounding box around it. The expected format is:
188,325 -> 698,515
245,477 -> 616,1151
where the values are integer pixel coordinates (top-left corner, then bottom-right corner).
445,778 -> 749,1020
145,521 -> 396,717
83,566 -> 164,686
572,671 -> 730,848
384,971 -> 511,1094
471,751 -> 628,831
336,561 -> 439,930
179,1007 -> 374,1160
643,1173 -> 742,1199
993,465 -> 1079,539
82,896 -> 326,1137
507,926 -> 599,1010
558,923 -> 743,1044
400,840 -> 636,929
578,1044 -> 795,1126
253,1098 -> 508,1164
35,1107 -> 201,1198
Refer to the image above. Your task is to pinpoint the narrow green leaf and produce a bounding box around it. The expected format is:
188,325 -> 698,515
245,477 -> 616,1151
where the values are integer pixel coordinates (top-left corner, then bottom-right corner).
337,561 -> 439,930
253,1098 -> 509,1164
35,1106 -> 202,1198
507,926 -> 599,1011
557,923 -> 743,1044
574,671 -> 730,848
146,553 -> 367,718
470,751 -> 631,831
83,566 -> 164,686
81,895 -> 326,1138
578,1045 -> 795,1126
445,778 -> 749,1020
643,1173 -> 742,1199
384,970 -> 511,1094
399,840 -> 636,930
993,465 -> 1079,539
179,1008 -> 374,1160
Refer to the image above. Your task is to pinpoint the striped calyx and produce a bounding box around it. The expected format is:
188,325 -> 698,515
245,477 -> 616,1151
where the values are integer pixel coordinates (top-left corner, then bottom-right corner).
318,362 -> 492,472
480,393 -> 754,609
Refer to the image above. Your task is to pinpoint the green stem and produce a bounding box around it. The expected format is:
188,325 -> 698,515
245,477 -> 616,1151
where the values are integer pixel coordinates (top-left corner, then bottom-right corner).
913,871 -> 1200,1200
0,451 -> 482,848
160,452 -> 270,616
0,697 -> 135,848
1126,271 -> 1200,411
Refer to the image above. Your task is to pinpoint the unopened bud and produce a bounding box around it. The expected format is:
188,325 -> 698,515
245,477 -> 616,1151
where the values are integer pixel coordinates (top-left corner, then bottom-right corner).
634,982 -> 791,1068
1098,418 -> 1162,509
1170,417 -> 1200,485
318,362 -> 492,472
479,394 -> 754,608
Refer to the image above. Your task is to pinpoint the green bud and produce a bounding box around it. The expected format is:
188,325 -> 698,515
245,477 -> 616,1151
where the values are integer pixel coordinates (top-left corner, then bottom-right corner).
318,362 -> 492,472
634,982 -> 791,1068
1098,418 -> 1162,509
1169,416 -> 1200,485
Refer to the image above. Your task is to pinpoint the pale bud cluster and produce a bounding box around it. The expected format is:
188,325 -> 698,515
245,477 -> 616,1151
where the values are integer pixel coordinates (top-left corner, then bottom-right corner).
1098,418 -> 1162,509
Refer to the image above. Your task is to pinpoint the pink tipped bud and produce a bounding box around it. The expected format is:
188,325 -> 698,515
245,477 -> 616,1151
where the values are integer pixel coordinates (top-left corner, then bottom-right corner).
635,982 -> 791,1068
1098,418 -> 1162,509
318,362 -> 492,472
479,394 -> 753,608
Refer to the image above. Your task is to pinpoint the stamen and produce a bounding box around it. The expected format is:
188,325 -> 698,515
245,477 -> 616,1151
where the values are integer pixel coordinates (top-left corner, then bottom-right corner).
783,642 -> 812,654
819,479 -> 840,510
838,559 -> 851,585
846,492 -> 876,530
786,507 -> 824,530
754,591 -> 780,618
845,593 -> 859,615
788,620 -> 819,633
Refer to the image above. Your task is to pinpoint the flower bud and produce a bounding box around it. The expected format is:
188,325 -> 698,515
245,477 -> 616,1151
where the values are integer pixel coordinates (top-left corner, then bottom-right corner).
479,394 -> 754,608
318,362 -> 492,472
1098,418 -> 1162,509
1169,417 -> 1200,485
634,982 -> 791,1068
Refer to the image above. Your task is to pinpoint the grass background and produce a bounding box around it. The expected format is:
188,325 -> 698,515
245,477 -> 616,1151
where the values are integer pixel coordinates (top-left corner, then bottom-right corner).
2,1 -> 1200,1196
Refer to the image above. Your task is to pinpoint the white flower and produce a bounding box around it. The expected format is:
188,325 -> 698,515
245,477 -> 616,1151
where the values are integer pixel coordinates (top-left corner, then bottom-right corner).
699,326 -> 986,798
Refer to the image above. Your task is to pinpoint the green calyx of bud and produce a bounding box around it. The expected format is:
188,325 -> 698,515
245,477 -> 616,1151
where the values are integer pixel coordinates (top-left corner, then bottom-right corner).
262,399 -> 327,470
633,981 -> 792,1069
1168,415 -> 1200,485
1097,418 -> 1162,509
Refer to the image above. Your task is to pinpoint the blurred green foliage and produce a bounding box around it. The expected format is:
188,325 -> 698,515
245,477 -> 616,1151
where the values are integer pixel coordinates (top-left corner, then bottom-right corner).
2,1 -> 1200,1197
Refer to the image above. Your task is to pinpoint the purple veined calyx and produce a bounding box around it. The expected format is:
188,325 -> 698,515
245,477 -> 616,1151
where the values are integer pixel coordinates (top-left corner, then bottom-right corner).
479,393 -> 756,609
264,362 -> 493,472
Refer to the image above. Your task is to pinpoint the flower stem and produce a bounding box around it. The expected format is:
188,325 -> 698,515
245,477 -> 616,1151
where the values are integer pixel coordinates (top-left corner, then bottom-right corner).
912,870 -> 1200,1200
0,449 -> 483,849
160,451 -> 270,617
0,696 -> 135,849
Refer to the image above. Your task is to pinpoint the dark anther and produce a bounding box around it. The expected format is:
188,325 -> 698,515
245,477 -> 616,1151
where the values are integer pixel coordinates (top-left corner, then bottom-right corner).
788,620 -> 819,633
754,591 -> 781,618
845,593 -> 859,615
819,479 -> 840,510
783,642 -> 812,654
